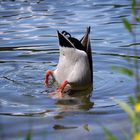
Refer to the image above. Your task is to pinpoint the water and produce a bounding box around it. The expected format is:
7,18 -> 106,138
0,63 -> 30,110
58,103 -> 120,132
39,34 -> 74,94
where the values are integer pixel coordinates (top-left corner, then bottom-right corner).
0,0 -> 140,140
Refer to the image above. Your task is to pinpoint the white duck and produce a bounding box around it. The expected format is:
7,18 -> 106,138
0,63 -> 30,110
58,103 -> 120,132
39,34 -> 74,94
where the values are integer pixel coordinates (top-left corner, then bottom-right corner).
45,27 -> 93,97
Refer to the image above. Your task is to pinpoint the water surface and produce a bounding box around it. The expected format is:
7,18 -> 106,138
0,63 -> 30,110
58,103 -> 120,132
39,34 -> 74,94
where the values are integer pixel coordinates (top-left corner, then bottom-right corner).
0,0 -> 140,140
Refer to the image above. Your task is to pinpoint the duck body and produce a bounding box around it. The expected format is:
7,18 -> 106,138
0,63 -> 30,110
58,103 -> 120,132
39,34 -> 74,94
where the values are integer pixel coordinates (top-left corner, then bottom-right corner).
45,27 -> 93,96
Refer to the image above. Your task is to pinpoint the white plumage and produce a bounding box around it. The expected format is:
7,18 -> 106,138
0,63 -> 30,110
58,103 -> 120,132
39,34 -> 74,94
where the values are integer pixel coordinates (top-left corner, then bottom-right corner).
54,47 -> 91,90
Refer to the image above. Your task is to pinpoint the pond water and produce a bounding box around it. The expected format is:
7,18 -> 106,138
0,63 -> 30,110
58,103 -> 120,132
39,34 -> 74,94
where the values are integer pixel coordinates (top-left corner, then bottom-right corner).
0,0 -> 140,140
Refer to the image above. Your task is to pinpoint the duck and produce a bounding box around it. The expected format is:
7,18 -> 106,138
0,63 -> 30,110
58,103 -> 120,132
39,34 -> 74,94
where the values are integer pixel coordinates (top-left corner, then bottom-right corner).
45,27 -> 93,98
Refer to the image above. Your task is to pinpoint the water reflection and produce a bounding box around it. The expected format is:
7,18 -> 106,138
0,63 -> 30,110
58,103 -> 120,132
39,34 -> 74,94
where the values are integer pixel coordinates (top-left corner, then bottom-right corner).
55,91 -> 94,112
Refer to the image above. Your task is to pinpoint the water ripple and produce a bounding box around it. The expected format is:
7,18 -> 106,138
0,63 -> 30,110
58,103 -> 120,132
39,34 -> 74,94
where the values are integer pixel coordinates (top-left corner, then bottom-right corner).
0,0 -> 139,139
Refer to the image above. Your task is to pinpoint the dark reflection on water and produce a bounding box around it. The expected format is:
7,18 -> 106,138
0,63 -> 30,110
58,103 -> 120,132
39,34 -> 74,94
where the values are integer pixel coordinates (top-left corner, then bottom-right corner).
0,0 -> 140,140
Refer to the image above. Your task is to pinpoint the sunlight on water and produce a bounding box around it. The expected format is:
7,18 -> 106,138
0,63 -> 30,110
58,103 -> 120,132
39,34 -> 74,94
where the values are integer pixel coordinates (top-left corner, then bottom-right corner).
0,0 -> 140,140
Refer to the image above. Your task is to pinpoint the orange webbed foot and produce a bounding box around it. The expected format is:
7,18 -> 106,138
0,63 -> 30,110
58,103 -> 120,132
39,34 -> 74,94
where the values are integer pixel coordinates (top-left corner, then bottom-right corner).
49,80 -> 69,99
49,89 -> 63,99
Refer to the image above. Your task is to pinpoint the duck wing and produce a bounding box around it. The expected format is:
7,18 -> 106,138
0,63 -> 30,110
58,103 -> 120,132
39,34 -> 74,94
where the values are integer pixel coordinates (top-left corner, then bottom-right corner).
80,27 -> 93,83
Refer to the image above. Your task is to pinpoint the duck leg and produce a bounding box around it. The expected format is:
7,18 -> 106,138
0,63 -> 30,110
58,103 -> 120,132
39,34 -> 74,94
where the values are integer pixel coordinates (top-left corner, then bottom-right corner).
45,70 -> 54,86
45,70 -> 68,98
49,80 -> 69,98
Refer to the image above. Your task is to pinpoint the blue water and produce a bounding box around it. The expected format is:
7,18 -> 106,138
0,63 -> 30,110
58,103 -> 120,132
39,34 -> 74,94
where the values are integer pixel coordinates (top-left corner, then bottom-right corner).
0,0 -> 140,140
